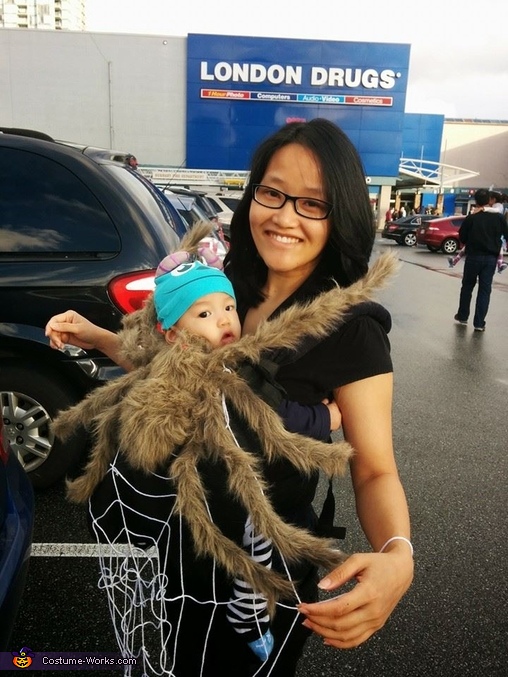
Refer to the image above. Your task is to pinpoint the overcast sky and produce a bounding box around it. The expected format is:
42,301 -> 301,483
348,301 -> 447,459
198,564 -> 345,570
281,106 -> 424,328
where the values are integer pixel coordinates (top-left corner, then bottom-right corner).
85,0 -> 507,121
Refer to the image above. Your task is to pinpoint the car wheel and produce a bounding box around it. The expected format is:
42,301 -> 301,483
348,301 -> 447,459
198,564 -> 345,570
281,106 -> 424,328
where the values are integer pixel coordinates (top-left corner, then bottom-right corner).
0,364 -> 88,489
403,232 -> 417,247
442,238 -> 459,254
426,245 -> 439,252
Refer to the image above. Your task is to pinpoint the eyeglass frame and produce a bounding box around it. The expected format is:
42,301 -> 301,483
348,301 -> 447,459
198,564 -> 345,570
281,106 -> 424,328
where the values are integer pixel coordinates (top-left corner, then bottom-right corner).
251,184 -> 333,220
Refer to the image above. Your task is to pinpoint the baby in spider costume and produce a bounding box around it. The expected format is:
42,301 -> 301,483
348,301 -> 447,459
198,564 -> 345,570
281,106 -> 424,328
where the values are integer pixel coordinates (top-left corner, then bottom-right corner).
53,223 -> 398,672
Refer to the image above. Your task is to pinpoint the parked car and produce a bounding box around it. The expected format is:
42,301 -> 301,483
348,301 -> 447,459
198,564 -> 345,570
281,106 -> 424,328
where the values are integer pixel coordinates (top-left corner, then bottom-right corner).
159,186 -> 220,222
0,128 -> 186,488
382,214 -> 440,247
0,418 -> 34,650
416,215 -> 466,254
159,186 -> 232,242
207,192 -> 243,213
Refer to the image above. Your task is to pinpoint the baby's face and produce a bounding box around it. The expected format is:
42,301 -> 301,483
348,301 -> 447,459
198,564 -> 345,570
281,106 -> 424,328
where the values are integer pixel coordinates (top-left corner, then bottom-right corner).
171,292 -> 241,348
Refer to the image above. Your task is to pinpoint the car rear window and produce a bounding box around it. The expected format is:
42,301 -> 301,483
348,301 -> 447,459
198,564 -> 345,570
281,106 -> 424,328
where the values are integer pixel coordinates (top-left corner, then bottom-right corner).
105,166 -> 187,239
0,147 -> 120,255
204,196 -> 222,213
199,196 -> 220,219
219,196 -> 241,211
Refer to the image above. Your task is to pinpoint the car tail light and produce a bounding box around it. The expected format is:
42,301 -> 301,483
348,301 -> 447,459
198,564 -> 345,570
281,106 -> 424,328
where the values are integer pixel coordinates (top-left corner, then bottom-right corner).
108,270 -> 156,314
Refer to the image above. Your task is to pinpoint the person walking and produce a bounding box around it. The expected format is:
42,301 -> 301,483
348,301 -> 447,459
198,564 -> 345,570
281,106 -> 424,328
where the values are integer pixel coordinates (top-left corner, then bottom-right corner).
454,188 -> 508,331
448,191 -> 508,273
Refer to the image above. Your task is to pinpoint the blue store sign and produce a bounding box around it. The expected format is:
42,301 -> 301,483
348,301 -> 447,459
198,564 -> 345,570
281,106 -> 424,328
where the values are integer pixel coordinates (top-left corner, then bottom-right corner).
186,34 -> 410,177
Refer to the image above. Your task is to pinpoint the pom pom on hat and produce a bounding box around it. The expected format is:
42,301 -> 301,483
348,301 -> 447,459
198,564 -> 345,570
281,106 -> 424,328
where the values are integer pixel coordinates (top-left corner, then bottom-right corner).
156,251 -> 191,278
155,241 -> 224,279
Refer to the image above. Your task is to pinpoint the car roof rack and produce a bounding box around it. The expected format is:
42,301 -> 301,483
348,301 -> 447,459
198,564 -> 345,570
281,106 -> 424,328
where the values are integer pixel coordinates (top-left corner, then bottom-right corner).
55,140 -> 136,166
0,127 -> 55,141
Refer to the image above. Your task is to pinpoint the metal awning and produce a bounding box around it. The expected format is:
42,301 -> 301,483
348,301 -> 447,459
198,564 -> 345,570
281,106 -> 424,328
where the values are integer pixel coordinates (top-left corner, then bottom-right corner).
398,158 -> 479,187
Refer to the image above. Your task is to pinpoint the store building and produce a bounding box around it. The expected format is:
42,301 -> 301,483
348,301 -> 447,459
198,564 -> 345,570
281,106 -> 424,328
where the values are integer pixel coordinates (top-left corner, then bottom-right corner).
0,27 -> 506,226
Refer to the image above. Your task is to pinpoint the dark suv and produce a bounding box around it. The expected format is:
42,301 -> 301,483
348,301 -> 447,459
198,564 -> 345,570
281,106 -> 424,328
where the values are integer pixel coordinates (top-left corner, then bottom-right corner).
0,128 -> 186,488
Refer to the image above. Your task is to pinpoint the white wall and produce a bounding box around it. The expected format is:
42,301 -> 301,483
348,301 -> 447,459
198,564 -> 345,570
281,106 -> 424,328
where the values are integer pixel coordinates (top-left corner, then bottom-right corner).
0,28 -> 187,164
442,121 -> 508,190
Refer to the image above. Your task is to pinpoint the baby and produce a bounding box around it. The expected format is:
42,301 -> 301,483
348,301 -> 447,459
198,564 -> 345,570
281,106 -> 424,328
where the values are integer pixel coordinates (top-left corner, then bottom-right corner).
152,253 -> 341,661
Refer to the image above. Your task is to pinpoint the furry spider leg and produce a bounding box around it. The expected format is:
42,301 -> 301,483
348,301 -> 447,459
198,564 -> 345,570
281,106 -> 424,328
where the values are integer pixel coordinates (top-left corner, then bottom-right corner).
53,365 -> 149,442
65,401 -> 125,503
114,249 -> 400,376
169,441 -> 296,614
115,356 -> 209,473
186,414 -> 347,589
53,366 -> 151,503
210,251 -> 400,370
210,369 -> 353,476
108,364 -> 349,596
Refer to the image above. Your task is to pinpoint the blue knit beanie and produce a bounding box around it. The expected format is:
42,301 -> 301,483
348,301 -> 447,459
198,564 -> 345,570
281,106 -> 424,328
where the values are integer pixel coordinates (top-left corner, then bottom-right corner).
154,261 -> 236,330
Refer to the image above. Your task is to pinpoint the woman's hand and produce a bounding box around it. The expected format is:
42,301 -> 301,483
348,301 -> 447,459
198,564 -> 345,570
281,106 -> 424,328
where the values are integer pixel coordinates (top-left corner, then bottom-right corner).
298,546 -> 414,648
45,310 -> 109,351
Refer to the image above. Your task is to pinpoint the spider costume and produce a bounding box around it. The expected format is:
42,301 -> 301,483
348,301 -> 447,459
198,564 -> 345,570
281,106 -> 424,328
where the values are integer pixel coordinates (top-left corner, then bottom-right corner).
53,226 -> 398,676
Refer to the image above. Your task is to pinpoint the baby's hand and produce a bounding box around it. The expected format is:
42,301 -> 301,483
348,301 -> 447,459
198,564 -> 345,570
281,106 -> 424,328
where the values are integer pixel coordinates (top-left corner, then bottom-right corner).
45,310 -> 100,351
322,398 -> 342,431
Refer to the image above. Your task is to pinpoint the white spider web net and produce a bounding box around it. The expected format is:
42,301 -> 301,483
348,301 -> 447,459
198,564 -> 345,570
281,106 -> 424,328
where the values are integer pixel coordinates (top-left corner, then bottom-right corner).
87,400 -> 304,677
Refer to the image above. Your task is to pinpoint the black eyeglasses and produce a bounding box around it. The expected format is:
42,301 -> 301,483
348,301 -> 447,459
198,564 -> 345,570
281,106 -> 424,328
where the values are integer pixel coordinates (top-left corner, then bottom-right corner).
252,184 -> 333,220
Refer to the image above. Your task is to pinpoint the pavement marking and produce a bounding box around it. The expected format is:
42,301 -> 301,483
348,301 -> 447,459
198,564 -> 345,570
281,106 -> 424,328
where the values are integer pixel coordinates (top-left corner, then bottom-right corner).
31,542 -> 158,558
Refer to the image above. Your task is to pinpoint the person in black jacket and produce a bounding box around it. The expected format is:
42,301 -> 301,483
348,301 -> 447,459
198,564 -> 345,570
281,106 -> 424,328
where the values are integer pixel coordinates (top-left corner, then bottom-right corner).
454,188 -> 508,331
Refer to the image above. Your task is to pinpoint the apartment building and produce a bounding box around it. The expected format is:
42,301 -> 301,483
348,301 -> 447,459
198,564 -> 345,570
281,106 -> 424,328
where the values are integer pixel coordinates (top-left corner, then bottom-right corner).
0,0 -> 85,30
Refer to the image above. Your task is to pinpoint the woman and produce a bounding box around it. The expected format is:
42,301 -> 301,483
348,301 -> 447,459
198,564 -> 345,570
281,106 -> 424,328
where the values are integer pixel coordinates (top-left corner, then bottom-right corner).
46,118 -> 413,675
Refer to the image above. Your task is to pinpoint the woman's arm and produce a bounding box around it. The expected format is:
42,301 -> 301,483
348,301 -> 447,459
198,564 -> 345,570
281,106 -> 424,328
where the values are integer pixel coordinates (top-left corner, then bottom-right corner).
298,372 -> 414,648
45,310 -> 133,371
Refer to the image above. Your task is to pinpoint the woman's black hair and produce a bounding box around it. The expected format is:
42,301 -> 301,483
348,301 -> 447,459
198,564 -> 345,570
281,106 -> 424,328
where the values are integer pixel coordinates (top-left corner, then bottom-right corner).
224,118 -> 375,306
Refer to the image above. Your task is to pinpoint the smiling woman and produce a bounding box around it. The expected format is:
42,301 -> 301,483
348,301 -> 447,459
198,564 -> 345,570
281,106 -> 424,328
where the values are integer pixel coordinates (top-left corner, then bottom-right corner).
45,118 -> 412,677
246,145 -> 332,302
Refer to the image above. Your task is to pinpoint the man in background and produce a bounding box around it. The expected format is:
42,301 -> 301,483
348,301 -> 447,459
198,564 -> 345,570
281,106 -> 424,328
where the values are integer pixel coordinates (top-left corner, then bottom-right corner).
454,188 -> 508,331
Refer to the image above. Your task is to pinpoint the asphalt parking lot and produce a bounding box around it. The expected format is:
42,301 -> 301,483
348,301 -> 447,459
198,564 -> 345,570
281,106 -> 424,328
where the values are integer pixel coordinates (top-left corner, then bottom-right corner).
10,239 -> 508,676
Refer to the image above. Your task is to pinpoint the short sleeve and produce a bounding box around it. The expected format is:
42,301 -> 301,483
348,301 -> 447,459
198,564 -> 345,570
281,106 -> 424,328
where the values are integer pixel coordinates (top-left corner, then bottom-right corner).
276,315 -> 392,404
